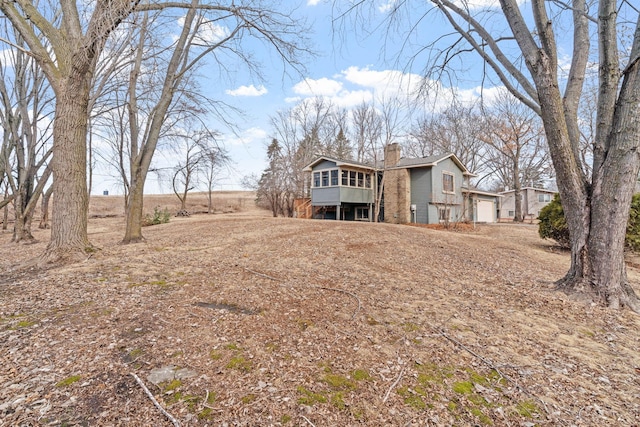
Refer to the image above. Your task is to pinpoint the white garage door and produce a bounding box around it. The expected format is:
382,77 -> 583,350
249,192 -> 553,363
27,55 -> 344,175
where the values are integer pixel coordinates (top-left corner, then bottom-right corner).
477,200 -> 494,223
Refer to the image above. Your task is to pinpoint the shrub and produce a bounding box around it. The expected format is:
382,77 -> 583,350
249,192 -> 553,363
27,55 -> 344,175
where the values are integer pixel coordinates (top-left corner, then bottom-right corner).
143,206 -> 171,227
538,194 -> 570,248
538,193 -> 640,251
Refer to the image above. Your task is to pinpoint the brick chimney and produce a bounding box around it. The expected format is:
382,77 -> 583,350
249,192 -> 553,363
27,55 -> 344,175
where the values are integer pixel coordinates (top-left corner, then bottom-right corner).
384,143 -> 401,167
383,143 -> 411,224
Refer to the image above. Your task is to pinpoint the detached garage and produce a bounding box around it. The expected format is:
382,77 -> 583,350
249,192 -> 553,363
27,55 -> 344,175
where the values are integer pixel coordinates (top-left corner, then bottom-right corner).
463,188 -> 502,223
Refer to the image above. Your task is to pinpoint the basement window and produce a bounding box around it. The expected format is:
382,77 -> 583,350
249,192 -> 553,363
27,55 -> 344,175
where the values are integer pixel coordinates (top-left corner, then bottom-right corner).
355,207 -> 369,221
438,207 -> 451,221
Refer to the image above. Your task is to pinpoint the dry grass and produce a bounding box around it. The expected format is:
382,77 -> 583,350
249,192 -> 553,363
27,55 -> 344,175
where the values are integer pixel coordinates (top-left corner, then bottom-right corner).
1,197 -> 639,426
88,191 -> 260,218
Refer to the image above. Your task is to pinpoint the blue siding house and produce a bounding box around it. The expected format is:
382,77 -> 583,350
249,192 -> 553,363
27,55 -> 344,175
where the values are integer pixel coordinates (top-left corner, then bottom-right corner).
302,157 -> 377,220
304,143 -> 500,224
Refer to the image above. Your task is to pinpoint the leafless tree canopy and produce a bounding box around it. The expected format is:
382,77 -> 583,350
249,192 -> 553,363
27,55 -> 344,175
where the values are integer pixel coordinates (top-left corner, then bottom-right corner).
0,0 -> 312,258
337,0 -> 640,311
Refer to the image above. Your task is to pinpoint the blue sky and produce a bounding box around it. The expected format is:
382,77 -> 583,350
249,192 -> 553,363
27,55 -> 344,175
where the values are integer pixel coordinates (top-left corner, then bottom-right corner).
169,1 -> 444,193
107,0 -> 517,194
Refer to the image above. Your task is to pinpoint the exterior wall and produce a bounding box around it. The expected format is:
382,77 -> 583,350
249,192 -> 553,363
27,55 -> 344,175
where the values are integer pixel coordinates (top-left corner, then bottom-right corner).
498,188 -> 555,221
340,187 -> 373,204
427,158 -> 465,223
309,159 -> 375,208
466,194 -> 498,222
311,187 -> 341,205
524,188 -> 553,218
410,168 -> 432,224
314,160 -> 336,170
384,168 -> 411,224
499,191 -> 516,220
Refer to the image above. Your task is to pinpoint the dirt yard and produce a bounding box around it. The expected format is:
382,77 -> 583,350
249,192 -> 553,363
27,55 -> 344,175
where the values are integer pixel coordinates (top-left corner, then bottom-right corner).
1,194 -> 639,426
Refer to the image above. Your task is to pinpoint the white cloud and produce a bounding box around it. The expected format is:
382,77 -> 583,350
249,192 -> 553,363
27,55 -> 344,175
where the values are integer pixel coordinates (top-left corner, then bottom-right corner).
177,16 -> 230,44
196,22 -> 230,44
456,85 -> 505,106
328,89 -> 374,108
222,127 -> 268,146
289,66 -> 513,118
307,0 -> 322,5
225,84 -> 268,97
340,66 -> 423,100
0,49 -> 15,68
292,77 -> 343,97
378,0 -> 397,13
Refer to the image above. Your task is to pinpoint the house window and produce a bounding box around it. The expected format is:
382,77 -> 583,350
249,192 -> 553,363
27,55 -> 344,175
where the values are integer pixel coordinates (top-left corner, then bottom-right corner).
508,210 -> 515,217
331,170 -> 339,186
313,172 -> 320,188
339,169 -> 373,188
349,171 -> 357,187
442,172 -> 454,193
538,193 -> 551,202
321,171 -> 329,187
438,207 -> 450,221
355,207 -> 369,221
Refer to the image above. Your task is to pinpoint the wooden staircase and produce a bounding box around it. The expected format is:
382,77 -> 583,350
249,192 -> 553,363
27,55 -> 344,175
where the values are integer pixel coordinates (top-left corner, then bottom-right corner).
294,198 -> 312,219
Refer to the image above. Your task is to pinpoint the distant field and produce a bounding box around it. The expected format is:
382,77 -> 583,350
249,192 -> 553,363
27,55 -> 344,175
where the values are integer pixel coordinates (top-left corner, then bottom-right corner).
88,191 -> 264,218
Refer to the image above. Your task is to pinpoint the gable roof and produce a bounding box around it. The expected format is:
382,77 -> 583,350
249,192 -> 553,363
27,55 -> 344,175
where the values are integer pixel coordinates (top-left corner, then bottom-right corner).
303,152 -> 477,176
302,156 -> 376,172
499,187 -> 557,195
382,152 -> 476,177
462,187 -> 504,197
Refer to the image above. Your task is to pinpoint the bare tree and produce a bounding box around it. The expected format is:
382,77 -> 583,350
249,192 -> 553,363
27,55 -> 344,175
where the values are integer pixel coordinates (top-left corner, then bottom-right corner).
351,101 -> 383,164
1,180 -> 9,230
406,101 -> 486,176
270,97 -> 341,204
38,185 -> 53,229
256,139 -> 289,217
199,136 -> 231,214
479,93 -> 552,220
342,0 -> 640,311
0,23 -> 54,243
170,127 -> 228,212
0,0 -> 310,261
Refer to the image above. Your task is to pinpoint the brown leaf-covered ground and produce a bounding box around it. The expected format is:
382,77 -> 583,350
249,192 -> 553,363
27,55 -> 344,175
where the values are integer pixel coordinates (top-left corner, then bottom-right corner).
1,193 -> 639,426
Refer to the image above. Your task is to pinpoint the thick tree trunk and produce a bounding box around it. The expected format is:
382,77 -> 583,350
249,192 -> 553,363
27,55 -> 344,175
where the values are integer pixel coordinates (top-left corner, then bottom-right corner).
122,171 -> 146,244
559,57 -> 640,312
528,55 -> 620,306
555,51 -> 640,313
2,186 -> 9,230
2,196 -> 8,231
12,194 -> 35,243
39,186 -> 53,229
43,77 -> 92,262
